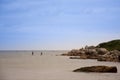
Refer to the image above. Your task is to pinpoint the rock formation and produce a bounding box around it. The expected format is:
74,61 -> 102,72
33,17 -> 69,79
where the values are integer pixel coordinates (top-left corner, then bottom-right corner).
61,43 -> 120,62
98,50 -> 120,62
73,66 -> 117,73
62,46 -> 108,59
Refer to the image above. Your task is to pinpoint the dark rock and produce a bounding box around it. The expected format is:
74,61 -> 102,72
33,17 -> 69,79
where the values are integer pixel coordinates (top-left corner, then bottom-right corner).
69,56 -> 81,59
73,66 -> 117,73
61,53 -> 68,56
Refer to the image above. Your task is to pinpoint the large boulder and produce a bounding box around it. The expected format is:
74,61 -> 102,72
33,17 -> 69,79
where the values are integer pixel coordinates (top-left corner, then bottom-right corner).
96,48 -> 108,55
83,49 -> 98,59
73,66 -> 117,73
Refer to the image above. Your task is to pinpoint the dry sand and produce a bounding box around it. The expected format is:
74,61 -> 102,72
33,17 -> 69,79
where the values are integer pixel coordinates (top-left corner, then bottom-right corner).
0,53 -> 120,80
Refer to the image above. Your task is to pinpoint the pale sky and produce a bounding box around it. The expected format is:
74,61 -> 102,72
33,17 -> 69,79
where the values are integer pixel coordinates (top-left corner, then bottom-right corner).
0,0 -> 120,50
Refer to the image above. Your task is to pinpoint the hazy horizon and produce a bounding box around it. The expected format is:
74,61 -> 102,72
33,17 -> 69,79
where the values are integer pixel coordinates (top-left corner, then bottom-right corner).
0,39 -> 120,50
0,0 -> 120,50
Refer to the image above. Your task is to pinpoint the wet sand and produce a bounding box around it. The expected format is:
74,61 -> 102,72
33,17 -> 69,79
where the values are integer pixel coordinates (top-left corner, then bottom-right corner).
0,53 -> 120,80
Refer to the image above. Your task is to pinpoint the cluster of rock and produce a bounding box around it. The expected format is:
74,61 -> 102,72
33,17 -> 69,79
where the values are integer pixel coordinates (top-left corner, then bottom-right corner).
98,50 -> 120,62
62,46 -> 120,62
73,66 -> 117,73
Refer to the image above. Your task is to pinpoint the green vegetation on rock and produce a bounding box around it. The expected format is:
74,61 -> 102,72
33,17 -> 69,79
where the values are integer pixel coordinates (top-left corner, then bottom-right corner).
97,40 -> 120,51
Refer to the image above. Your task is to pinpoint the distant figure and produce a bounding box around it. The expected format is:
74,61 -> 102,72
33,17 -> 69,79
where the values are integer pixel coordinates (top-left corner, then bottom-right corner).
32,51 -> 34,55
41,52 -> 43,56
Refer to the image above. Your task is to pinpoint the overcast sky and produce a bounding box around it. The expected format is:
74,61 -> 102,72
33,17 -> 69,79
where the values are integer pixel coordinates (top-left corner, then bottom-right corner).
0,0 -> 120,50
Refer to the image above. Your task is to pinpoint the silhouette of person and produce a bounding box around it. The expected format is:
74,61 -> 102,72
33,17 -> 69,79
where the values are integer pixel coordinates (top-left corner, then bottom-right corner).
41,52 -> 43,56
32,51 -> 34,55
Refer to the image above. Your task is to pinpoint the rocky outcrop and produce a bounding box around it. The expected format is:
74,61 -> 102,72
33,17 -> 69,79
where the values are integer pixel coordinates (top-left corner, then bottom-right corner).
98,50 -> 120,62
62,45 -> 120,62
62,46 -> 108,59
73,66 -> 117,73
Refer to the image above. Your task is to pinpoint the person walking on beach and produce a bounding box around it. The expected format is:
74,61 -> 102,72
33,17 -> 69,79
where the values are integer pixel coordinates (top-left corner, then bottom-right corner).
32,51 -> 34,55
41,52 -> 43,56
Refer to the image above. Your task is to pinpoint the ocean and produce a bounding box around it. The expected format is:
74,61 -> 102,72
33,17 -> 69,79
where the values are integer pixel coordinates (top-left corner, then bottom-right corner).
0,50 -> 120,80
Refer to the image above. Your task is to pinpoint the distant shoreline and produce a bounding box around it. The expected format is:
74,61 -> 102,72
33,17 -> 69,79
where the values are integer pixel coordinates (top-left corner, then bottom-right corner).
0,50 -> 70,52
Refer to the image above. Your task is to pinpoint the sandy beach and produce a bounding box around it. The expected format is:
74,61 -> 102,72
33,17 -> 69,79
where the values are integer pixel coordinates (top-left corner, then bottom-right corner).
0,51 -> 120,80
